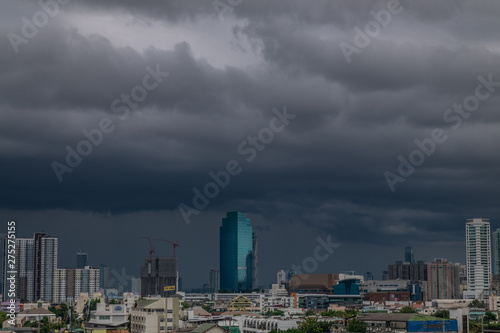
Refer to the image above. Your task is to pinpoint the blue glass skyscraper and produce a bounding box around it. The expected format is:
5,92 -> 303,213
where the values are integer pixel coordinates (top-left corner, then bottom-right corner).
220,211 -> 254,292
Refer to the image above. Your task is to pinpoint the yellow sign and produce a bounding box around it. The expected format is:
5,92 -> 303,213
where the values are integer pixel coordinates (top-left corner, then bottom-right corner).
164,285 -> 175,291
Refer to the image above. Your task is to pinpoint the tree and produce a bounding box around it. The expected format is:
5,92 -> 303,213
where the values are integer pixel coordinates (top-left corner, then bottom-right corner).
298,317 -> 323,333
109,299 -> 118,305
0,312 -> 7,327
469,299 -> 486,308
202,304 -> 212,313
182,302 -> 190,310
347,319 -> 367,333
434,310 -> 450,319
305,310 -> 315,316
485,311 -> 497,323
399,306 -> 417,313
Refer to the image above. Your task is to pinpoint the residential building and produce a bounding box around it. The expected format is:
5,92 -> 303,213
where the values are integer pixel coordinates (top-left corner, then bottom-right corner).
2,233 -> 58,303
219,211 -> 254,292
405,247 -> 415,264
88,302 -> 128,327
277,270 -> 287,285
465,218 -> 491,299
130,297 -> 180,333
427,258 -> 460,300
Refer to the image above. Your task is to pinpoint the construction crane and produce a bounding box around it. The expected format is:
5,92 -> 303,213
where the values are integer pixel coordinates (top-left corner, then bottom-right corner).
154,238 -> 179,258
139,236 -> 155,296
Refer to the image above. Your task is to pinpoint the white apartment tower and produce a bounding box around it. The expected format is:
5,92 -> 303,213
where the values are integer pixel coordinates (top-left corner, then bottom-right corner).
465,218 -> 491,299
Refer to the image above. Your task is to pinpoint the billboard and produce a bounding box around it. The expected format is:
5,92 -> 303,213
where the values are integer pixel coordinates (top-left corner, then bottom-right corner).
164,285 -> 176,291
408,320 -> 458,332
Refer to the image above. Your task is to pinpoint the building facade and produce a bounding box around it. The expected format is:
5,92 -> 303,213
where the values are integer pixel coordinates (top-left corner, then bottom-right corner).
427,258 -> 460,300
493,228 -> 500,276
141,258 -> 178,297
219,211 -> 255,292
465,218 -> 491,299
209,269 -> 220,293
130,297 -> 180,333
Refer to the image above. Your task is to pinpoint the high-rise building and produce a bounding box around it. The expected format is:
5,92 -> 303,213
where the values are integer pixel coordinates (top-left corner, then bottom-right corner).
131,277 -> 141,294
219,211 -> 254,292
388,261 -> 428,281
465,218 -> 491,299
140,258 -> 178,297
405,246 -> 414,264
77,252 -> 89,269
277,270 -> 287,284
99,264 -> 111,289
209,269 -> 220,293
427,258 -> 460,300
2,233 -> 58,303
492,229 -> 500,276
252,232 -> 258,289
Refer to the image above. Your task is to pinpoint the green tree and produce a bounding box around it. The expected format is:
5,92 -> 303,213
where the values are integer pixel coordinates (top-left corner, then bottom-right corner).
182,302 -> 190,310
469,299 -> 486,308
484,311 -> 497,323
202,304 -> 212,313
109,299 -> 118,305
434,310 -> 450,319
399,306 -> 417,313
298,317 -> 332,333
347,319 -> 367,333
0,312 -> 8,327
305,310 -> 315,316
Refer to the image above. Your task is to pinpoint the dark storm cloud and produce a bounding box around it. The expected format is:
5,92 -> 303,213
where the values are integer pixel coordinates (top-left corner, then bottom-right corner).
3,0 -> 500,287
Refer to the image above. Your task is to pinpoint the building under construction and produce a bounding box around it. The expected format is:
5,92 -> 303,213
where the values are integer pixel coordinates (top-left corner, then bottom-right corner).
140,257 -> 178,297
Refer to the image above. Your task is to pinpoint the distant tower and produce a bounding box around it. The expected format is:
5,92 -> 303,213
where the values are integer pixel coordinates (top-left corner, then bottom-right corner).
209,269 -> 220,293
493,229 -> 500,276
252,232 -> 258,289
77,252 -> 89,269
220,211 -> 254,292
405,247 -> 414,264
465,218 -> 491,299
277,270 -> 287,284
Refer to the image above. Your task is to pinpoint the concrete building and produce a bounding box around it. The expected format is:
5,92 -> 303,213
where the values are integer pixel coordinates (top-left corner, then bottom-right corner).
277,271 -> 286,285
2,233 -> 58,303
88,302 -> 128,327
465,218 -> 491,299
209,270 -> 220,294
130,297 -> 180,333
288,273 -> 363,294
361,280 -> 408,293
141,258 -> 178,297
427,259 -> 460,300
493,228 -> 500,276
132,278 -> 141,295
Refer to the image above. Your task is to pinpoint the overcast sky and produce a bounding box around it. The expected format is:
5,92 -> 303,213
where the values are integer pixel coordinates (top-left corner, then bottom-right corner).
2,0 -> 500,289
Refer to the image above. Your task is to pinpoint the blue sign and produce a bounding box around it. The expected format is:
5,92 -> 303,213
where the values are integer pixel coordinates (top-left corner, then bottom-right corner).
408,320 -> 458,332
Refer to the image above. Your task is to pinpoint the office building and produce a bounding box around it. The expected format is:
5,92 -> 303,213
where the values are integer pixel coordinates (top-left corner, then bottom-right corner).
219,211 -> 255,292
252,232 -> 259,289
99,264 -> 111,289
209,269 -> 220,293
140,258 -> 178,297
388,261 -> 428,281
427,258 -> 460,300
132,278 -> 141,294
277,270 -> 287,284
405,247 -> 414,264
465,218 -> 491,299
77,252 -> 89,269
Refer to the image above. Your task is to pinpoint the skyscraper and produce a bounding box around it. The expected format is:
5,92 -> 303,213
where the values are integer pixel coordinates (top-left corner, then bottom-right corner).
492,228 -> 500,276
2,233 -> 58,302
219,211 -> 254,292
77,252 -> 89,269
465,218 -> 491,299
405,246 -> 414,264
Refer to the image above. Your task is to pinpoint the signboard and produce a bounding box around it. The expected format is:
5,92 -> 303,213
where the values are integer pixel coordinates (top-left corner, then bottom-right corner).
408,320 -> 458,332
164,285 -> 176,291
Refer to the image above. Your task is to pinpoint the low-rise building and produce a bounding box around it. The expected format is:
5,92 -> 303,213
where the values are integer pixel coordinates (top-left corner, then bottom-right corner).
130,297 -> 180,333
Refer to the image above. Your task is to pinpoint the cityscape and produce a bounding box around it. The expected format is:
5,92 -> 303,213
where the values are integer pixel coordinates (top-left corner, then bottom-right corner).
1,215 -> 500,333
3,1 -> 500,333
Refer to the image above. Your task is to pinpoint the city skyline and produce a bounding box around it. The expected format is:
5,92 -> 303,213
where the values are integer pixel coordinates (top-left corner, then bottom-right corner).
2,0 -> 500,291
